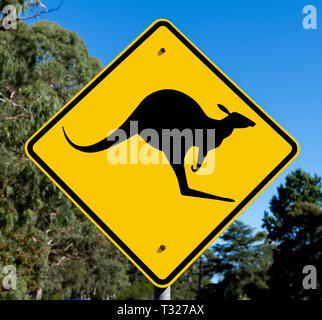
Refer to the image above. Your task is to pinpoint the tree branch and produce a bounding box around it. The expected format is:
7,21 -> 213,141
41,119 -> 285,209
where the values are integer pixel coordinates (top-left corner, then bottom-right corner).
0,95 -> 22,108
51,256 -> 66,267
18,0 -> 64,21
2,112 -> 30,121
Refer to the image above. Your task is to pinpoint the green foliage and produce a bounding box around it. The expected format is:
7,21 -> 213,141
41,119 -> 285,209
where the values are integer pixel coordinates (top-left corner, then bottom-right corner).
263,169 -> 322,242
43,229 -> 130,300
263,169 -> 322,299
201,221 -> 273,300
0,20 -> 129,299
117,265 -> 154,300
171,255 -> 211,300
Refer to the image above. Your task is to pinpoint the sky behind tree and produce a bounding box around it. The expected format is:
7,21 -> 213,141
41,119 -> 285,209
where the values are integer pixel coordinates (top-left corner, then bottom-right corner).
26,0 -> 322,230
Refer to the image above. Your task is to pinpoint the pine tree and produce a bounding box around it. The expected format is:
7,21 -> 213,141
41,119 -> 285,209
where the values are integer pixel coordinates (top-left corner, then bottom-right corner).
202,221 -> 272,300
263,169 -> 322,299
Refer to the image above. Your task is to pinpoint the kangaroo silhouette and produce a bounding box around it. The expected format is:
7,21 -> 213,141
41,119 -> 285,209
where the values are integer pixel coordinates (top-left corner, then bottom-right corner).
63,89 -> 255,202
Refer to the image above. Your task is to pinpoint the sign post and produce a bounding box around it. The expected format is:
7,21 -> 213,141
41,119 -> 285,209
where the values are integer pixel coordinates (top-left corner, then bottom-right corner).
154,286 -> 171,300
25,19 -> 299,289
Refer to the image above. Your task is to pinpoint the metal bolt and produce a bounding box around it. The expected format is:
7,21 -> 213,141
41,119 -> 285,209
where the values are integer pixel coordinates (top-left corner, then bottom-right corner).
160,47 -> 166,53
160,244 -> 166,251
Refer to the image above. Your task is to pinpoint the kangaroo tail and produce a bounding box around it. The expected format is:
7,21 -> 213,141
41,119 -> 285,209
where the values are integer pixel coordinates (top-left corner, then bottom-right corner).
62,121 -> 130,153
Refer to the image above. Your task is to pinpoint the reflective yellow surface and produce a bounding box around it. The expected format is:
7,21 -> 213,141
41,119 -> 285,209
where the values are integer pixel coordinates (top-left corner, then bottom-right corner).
26,20 -> 299,287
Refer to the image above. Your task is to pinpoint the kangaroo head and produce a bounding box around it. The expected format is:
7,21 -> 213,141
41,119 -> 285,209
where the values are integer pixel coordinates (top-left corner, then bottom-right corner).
218,104 -> 255,128
191,104 -> 255,173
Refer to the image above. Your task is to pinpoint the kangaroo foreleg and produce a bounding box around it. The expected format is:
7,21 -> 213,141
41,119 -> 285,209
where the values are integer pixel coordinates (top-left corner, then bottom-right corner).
191,148 -> 206,172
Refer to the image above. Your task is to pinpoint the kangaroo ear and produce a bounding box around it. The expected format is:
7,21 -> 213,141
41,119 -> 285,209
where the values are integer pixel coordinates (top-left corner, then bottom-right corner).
218,104 -> 230,115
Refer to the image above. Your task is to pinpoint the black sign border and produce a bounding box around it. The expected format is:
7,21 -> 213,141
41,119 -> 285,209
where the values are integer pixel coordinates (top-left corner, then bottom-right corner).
26,20 -> 298,286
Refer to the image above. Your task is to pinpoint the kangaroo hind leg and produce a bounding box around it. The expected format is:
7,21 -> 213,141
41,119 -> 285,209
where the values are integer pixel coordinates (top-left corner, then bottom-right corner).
169,163 -> 234,202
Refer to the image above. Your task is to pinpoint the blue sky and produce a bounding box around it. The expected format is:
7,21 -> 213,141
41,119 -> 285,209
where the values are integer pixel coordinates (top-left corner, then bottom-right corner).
29,0 -> 321,231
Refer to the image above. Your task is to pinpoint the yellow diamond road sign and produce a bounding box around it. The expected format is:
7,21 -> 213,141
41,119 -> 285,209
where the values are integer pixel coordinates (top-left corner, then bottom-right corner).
25,20 -> 299,287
